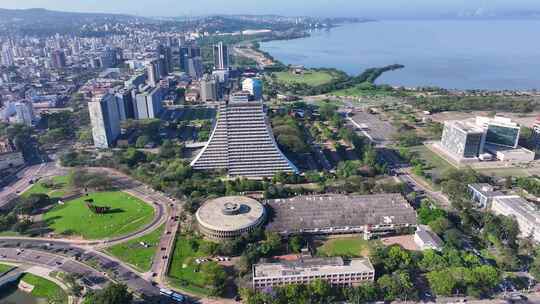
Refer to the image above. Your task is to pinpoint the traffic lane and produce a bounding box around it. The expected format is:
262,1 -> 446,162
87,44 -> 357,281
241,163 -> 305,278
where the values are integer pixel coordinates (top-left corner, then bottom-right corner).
0,247 -> 109,289
0,239 -> 159,297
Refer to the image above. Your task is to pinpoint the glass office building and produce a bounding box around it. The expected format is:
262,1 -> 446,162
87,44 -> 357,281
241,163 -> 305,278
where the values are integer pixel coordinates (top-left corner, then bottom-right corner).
485,124 -> 520,148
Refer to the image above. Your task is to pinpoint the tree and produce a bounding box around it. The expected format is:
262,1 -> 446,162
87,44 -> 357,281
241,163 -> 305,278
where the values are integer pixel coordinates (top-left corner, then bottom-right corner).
427,269 -> 458,296
288,235 -> 304,253
201,262 -> 227,296
84,283 -> 133,304
383,246 -> 412,272
377,270 -> 415,301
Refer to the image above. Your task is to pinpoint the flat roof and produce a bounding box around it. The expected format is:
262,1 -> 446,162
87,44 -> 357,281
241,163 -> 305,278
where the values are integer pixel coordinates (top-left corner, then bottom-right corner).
196,196 -> 266,232
254,257 -> 374,279
265,194 -> 417,234
493,195 -> 540,225
446,120 -> 484,134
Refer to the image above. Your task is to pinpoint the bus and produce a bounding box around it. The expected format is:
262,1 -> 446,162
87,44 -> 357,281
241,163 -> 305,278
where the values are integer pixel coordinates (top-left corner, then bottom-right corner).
159,288 -> 186,303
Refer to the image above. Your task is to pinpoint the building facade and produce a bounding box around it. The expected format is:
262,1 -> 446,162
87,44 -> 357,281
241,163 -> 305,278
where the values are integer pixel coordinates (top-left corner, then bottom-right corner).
200,75 -> 219,102
491,195 -> 540,243
441,121 -> 485,159
253,257 -> 375,289
213,42 -> 229,70
14,101 -> 33,126
266,193 -> 417,239
135,87 -> 163,119
190,100 -> 298,178
242,78 -> 263,101
0,139 -> 24,172
88,94 -> 121,149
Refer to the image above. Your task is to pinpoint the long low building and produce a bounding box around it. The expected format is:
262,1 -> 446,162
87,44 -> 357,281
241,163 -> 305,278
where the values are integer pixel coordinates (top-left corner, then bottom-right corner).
265,193 -> 417,239
253,256 -> 375,289
491,195 -> 540,243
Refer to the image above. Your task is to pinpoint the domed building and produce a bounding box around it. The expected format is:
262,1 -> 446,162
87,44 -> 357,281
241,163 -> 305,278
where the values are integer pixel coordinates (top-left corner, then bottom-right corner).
195,196 -> 266,241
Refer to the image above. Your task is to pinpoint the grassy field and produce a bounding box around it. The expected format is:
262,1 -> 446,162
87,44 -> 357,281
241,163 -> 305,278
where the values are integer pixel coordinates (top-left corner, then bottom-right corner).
105,224 -> 165,272
20,273 -> 68,303
0,263 -> 13,273
317,237 -> 371,257
167,236 -> 216,296
22,175 -> 69,200
476,168 -> 532,178
332,85 -> 395,97
410,145 -> 456,180
274,71 -> 336,86
43,191 -> 154,240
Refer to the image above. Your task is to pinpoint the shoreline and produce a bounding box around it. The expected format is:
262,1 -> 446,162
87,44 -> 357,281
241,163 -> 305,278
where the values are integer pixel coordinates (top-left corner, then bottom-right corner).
254,23 -> 540,94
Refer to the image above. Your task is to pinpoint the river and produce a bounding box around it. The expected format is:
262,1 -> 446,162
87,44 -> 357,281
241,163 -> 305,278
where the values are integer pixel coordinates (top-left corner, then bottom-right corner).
261,19 -> 540,90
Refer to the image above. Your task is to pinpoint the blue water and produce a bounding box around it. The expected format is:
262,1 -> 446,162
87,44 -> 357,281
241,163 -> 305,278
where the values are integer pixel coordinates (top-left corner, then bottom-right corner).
261,20 -> 540,90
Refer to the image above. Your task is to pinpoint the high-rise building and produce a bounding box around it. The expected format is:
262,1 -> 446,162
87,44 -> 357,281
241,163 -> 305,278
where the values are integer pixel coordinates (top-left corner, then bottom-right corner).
88,94 -> 121,149
441,120 -> 485,159
14,101 -> 34,126
180,45 -> 202,74
51,49 -> 66,69
157,44 -> 172,76
190,100 -> 298,178
100,47 -> 119,69
213,42 -> 229,70
1,45 -> 14,67
146,59 -> 160,87
200,75 -> 219,102
242,78 -> 263,101
135,87 -> 164,119
115,89 -> 135,121
187,57 -> 203,80
476,116 -> 520,148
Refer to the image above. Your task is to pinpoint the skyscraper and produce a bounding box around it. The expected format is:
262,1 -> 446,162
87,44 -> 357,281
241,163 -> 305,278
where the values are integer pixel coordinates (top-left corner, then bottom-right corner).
180,45 -> 202,74
88,94 -> 121,149
157,44 -> 173,75
135,87 -> 164,119
200,75 -> 219,102
213,42 -> 229,70
14,101 -> 34,126
187,57 -> 203,80
115,89 -> 135,121
242,78 -> 263,101
1,45 -> 14,67
191,100 -> 298,178
51,49 -> 66,69
146,59 -> 160,87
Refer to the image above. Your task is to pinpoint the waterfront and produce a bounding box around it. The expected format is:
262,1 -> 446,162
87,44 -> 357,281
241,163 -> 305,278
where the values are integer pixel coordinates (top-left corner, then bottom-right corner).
261,20 -> 540,90
0,284 -> 44,304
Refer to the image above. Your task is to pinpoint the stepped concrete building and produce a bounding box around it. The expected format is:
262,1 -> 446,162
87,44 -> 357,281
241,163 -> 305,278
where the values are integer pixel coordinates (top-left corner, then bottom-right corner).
191,100 -> 298,178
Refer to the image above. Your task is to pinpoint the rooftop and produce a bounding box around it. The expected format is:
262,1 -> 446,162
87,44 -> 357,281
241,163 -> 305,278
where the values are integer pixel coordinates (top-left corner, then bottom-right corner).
265,193 -> 417,234
195,196 -> 266,232
253,257 -> 374,279
468,183 -> 504,198
493,195 -> 540,225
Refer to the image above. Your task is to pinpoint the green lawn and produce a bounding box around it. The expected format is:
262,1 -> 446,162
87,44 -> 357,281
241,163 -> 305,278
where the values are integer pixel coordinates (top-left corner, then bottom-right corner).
0,263 -> 13,274
167,236 -> 216,296
43,191 -> 154,240
20,273 -> 68,303
411,145 -> 455,175
476,168 -> 531,178
332,85 -> 395,97
274,71 -> 336,86
22,175 -> 69,199
105,224 -> 165,272
317,237 -> 370,257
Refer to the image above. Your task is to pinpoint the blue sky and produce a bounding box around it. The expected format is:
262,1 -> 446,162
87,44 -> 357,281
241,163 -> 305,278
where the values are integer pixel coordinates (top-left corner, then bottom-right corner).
1,0 -> 539,17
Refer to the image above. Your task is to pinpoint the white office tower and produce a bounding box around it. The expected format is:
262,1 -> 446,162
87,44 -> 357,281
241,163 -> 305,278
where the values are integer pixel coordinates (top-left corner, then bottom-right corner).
146,59 -> 160,87
191,100 -> 298,179
242,78 -> 263,101
200,75 -> 219,101
213,42 -> 229,70
135,87 -> 163,119
88,94 -> 120,149
14,101 -> 34,126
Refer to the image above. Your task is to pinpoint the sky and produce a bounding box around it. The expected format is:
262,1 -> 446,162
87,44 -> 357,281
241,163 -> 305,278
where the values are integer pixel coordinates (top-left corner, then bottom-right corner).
1,0 -> 539,18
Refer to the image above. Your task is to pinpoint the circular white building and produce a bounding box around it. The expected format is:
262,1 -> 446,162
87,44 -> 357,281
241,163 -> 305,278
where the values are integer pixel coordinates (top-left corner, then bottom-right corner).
196,196 -> 266,241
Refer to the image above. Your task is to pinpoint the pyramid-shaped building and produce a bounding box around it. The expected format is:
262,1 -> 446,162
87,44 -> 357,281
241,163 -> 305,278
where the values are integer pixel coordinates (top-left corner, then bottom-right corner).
190,100 -> 298,179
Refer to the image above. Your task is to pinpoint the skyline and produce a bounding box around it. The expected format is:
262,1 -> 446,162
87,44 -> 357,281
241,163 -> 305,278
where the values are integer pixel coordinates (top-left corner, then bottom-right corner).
2,0 -> 540,18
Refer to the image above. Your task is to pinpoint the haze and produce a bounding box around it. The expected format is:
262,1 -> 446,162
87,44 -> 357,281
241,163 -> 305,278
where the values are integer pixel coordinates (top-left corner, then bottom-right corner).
2,0 -> 540,18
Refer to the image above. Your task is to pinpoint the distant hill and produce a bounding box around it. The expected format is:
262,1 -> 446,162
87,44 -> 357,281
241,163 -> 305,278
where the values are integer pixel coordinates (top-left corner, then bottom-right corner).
0,8 -> 148,36
0,8 -> 143,24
